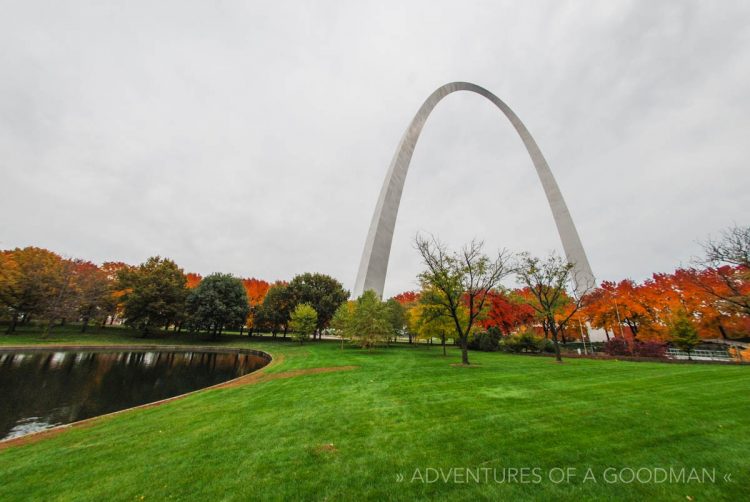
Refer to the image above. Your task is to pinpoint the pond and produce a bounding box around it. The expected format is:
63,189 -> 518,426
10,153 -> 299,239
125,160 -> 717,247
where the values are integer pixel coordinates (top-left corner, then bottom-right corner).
0,348 -> 269,441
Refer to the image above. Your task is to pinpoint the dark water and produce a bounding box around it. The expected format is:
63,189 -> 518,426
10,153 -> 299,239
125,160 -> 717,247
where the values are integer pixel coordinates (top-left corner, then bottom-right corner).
0,350 -> 268,440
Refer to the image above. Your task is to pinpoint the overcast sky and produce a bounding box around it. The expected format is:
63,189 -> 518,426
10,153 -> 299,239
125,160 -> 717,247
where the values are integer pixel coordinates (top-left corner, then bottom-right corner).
1,0 -> 749,297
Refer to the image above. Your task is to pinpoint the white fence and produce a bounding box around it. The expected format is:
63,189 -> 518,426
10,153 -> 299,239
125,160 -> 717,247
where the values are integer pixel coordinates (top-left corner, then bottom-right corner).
666,348 -> 732,361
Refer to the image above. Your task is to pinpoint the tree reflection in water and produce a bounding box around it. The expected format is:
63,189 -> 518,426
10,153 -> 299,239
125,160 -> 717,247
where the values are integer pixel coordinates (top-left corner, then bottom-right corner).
0,350 -> 267,440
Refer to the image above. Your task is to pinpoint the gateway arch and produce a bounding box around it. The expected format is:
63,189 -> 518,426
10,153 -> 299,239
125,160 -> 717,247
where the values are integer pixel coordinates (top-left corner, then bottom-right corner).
353,82 -> 595,299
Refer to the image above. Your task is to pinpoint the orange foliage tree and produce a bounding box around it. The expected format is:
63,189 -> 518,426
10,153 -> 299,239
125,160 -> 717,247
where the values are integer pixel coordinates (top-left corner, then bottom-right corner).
186,273 -> 202,289
242,278 -> 271,332
100,261 -> 133,326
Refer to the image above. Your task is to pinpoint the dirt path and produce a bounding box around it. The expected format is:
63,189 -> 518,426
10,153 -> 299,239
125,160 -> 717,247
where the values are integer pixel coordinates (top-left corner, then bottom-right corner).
218,363 -> 358,388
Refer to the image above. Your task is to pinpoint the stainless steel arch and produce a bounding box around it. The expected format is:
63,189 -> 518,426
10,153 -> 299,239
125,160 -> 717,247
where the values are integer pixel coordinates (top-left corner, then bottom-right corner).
353,82 -> 595,298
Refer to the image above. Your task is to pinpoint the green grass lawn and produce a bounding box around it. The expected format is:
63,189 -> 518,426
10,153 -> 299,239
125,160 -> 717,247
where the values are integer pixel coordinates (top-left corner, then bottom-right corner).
0,327 -> 748,501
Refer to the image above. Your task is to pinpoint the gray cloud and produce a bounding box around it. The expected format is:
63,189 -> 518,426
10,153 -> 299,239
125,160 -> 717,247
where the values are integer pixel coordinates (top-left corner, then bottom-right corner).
1,0 -> 748,297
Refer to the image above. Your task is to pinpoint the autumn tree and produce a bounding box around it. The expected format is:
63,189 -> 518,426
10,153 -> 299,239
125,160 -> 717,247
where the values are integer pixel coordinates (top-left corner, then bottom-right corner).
73,261 -> 112,332
241,278 -> 271,335
117,257 -> 188,336
289,303 -> 318,345
594,279 -> 648,339
392,291 -> 420,305
99,261 -> 133,327
0,247 -> 70,334
580,284 -> 625,341
186,273 -> 202,290
185,273 -> 249,338
0,251 -> 20,326
287,273 -> 349,337
479,290 -> 535,336
416,235 -> 511,365
515,252 -> 590,362
40,258 -> 81,337
392,291 -> 421,343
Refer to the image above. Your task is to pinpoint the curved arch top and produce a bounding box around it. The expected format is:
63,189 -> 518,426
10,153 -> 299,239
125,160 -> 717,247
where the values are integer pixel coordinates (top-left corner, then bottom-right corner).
353,82 -> 594,298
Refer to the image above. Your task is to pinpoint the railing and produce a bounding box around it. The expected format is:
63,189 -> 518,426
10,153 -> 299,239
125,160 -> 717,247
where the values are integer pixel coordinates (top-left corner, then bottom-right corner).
666,348 -> 732,361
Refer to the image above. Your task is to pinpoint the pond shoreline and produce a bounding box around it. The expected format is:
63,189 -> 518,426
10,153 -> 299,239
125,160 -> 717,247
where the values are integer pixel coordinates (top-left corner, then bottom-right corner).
0,344 -> 272,359
0,345 -> 274,450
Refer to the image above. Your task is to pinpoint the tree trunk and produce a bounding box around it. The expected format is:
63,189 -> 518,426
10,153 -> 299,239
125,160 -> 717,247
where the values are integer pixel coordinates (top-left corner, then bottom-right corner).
6,311 -> 19,334
549,320 -> 563,362
718,324 -> 728,340
625,320 -> 638,339
442,333 -> 446,356
460,336 -> 470,365
41,318 -> 54,339
81,317 -> 89,333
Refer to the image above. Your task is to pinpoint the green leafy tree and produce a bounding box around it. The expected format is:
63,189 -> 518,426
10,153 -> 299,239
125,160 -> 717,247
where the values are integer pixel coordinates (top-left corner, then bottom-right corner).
186,273 -> 250,339
515,252 -> 591,362
117,256 -> 187,337
670,310 -> 701,360
411,295 -> 456,356
331,301 -> 356,348
500,330 -> 546,353
289,303 -> 318,344
416,236 -> 511,365
385,298 -> 407,343
333,291 -> 393,349
255,282 -> 294,336
287,273 -> 349,337
350,291 -> 392,349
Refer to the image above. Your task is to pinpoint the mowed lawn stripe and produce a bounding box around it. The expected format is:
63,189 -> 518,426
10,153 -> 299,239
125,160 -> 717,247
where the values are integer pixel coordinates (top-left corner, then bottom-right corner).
0,334 -> 748,501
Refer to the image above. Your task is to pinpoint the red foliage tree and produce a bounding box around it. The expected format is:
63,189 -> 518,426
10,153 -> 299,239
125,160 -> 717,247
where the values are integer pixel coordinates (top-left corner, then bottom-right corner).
392,291 -> 420,305
479,290 -> 535,335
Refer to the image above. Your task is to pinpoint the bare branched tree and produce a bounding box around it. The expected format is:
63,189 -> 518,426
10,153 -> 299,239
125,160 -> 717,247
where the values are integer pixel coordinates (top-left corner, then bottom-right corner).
701,224 -> 750,268
691,224 -> 750,319
515,252 -> 591,362
415,234 -> 512,365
